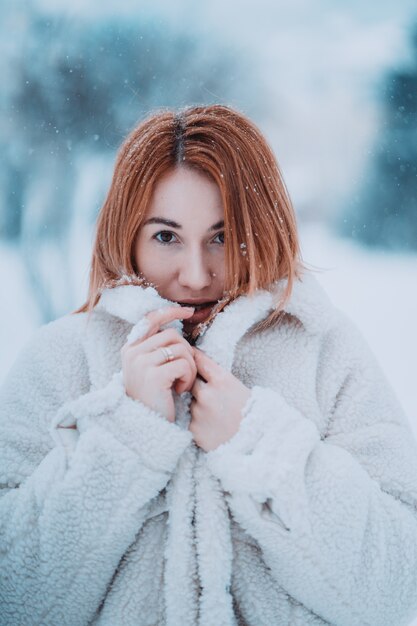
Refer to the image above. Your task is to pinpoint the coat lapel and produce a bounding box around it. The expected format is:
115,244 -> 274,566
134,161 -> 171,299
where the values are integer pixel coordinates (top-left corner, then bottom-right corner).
195,289 -> 275,369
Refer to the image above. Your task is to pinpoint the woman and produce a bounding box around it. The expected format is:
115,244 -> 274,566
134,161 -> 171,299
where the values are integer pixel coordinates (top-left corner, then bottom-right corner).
1,105 -> 417,626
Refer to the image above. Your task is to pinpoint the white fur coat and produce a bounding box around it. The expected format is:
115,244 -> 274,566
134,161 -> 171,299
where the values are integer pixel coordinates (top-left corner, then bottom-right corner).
1,273 -> 417,626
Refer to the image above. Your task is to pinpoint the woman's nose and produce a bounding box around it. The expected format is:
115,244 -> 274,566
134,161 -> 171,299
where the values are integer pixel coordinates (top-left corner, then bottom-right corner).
177,250 -> 212,290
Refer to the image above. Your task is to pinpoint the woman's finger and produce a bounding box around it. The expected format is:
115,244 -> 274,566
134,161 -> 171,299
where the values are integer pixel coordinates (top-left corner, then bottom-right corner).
146,342 -> 195,370
190,376 -> 207,401
160,358 -> 195,393
131,327 -> 193,356
127,306 -> 194,348
192,348 -> 222,383
144,306 -> 195,339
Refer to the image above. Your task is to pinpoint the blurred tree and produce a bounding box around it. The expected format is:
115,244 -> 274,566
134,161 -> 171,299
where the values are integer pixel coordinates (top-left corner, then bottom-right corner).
0,6 -> 257,320
339,25 -> 417,251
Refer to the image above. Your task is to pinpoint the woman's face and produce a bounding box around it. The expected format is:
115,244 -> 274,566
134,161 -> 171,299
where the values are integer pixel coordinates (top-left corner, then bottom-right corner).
134,166 -> 226,333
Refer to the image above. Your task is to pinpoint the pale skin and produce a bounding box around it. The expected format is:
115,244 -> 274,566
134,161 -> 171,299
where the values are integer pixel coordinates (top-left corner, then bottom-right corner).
121,166 -> 251,452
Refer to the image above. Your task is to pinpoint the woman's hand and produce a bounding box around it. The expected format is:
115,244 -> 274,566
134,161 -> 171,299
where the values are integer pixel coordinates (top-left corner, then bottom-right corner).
121,306 -> 197,423
189,347 -> 251,451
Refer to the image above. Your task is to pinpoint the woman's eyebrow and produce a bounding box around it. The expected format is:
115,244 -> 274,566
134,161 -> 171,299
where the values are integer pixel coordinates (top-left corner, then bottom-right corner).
143,217 -> 180,228
143,217 -> 224,231
209,220 -> 225,231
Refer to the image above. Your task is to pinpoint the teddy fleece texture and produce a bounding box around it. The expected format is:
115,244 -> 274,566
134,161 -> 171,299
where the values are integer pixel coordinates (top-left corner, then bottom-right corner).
1,272 -> 417,626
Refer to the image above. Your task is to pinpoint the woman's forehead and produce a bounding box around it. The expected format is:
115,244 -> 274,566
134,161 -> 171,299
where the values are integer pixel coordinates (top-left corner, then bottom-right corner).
146,167 -> 224,225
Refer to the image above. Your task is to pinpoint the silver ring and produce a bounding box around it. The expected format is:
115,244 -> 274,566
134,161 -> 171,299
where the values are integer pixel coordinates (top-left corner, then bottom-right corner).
160,346 -> 175,363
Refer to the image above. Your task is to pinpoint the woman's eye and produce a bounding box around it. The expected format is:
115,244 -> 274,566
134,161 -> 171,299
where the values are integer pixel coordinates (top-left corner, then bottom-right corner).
154,231 -> 177,244
213,231 -> 225,244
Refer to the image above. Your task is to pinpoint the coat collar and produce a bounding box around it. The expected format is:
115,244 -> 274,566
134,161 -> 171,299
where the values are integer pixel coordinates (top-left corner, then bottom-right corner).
95,271 -> 336,371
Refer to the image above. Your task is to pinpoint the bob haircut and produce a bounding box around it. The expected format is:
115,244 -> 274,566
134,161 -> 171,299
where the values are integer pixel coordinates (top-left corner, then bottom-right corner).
77,104 -> 303,334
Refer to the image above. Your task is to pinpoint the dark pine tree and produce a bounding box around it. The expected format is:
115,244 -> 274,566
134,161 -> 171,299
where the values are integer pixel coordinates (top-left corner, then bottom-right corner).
340,25 -> 417,251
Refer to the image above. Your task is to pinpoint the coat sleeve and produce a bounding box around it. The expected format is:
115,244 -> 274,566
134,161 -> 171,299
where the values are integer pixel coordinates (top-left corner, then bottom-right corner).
206,319 -> 417,626
0,315 -> 192,626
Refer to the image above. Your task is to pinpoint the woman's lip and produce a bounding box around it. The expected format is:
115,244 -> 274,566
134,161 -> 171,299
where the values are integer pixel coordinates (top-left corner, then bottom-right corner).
183,302 -> 216,324
178,300 -> 217,306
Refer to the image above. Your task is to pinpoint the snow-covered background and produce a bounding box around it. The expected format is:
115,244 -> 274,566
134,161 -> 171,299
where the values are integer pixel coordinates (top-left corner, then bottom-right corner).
1,1 -> 417,620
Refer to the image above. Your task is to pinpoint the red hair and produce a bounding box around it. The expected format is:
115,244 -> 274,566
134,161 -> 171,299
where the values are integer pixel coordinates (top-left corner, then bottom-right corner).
77,104 -> 303,333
